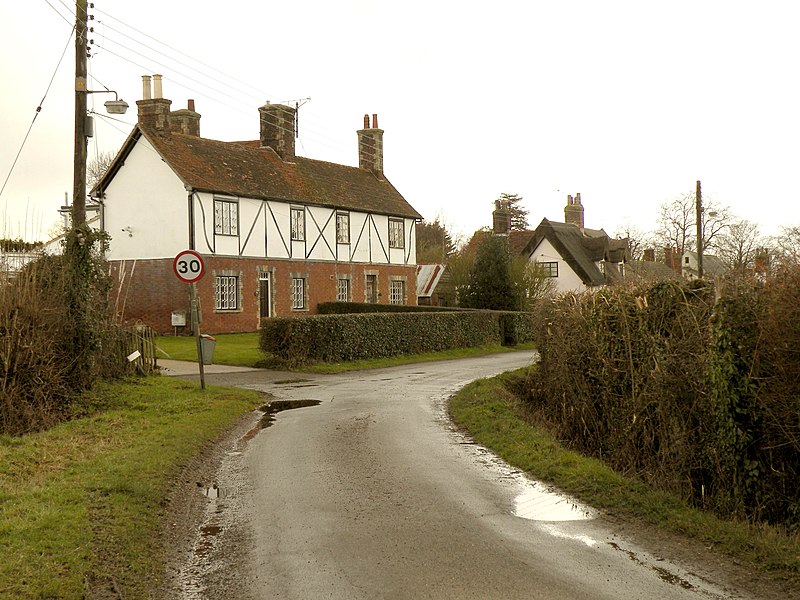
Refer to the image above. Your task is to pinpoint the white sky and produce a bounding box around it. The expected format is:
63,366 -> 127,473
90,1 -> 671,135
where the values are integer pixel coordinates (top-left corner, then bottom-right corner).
1,1 -> 799,243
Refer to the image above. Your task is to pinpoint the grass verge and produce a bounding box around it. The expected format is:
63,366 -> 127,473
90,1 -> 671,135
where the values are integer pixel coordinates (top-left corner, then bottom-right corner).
156,333 -> 535,373
0,377 -> 262,599
449,369 -> 800,586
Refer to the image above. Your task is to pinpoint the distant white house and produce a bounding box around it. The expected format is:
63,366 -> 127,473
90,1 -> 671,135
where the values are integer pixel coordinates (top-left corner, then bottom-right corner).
680,251 -> 728,280
518,194 -> 628,294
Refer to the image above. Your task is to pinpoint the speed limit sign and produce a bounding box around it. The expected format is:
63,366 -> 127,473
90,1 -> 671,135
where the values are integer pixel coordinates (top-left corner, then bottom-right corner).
173,250 -> 205,283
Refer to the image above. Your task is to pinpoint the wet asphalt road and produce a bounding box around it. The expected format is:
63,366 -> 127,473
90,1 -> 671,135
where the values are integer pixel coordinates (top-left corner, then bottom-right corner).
179,352 -> 748,600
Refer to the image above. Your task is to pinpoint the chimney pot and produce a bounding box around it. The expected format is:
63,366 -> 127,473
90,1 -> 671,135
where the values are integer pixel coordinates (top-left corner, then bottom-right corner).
141,75 -> 152,100
357,112 -> 384,176
188,99 -> 195,111
153,74 -> 163,99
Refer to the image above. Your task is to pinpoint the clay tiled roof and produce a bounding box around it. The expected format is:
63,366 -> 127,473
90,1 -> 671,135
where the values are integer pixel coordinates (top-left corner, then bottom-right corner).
98,126 -> 421,220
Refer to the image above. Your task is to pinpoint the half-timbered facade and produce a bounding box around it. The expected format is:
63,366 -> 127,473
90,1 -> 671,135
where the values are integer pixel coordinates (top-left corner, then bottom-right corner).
93,76 -> 421,333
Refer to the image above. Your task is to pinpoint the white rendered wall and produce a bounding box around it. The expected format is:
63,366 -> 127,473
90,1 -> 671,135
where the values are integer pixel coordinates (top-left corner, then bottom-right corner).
528,237 -> 588,294
192,192 -> 415,265
104,137 -> 189,260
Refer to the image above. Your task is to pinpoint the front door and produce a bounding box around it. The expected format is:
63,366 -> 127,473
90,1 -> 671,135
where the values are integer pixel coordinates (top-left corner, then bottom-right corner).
365,274 -> 377,303
258,272 -> 271,321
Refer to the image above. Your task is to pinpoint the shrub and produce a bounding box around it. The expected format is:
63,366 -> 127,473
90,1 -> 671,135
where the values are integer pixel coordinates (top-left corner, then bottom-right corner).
0,230 -> 133,435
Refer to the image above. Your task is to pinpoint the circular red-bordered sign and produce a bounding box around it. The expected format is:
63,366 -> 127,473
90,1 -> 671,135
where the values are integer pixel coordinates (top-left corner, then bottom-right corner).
173,250 -> 205,283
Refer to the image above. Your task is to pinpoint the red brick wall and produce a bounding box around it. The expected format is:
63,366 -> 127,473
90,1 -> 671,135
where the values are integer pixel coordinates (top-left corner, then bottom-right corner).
110,257 -> 418,334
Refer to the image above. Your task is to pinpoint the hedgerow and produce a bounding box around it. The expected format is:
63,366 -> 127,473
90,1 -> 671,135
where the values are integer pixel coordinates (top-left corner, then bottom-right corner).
523,275 -> 800,530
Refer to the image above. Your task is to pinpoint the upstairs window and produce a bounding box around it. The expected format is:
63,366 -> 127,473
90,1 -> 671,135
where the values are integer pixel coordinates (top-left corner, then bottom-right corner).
389,219 -> 404,249
336,212 -> 350,244
291,207 -> 305,241
539,261 -> 558,277
214,199 -> 239,236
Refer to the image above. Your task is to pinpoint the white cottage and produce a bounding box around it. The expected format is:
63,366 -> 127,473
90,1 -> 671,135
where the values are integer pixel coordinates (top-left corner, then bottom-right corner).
92,75 -> 422,333
520,194 -> 628,294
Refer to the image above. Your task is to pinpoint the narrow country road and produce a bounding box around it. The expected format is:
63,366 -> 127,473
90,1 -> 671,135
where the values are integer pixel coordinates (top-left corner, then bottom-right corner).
175,352 -> 751,599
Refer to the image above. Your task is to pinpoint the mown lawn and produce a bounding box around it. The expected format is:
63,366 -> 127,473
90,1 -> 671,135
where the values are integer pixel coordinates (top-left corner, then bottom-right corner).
0,377 -> 262,599
156,333 -> 264,367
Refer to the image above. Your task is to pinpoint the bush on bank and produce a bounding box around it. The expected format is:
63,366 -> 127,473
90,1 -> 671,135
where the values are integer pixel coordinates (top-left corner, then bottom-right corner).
523,275 -> 800,530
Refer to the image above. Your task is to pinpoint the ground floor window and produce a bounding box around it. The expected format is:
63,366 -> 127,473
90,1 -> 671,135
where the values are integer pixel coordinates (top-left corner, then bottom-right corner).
215,275 -> 239,310
336,277 -> 350,302
291,277 -> 306,309
389,279 -> 405,305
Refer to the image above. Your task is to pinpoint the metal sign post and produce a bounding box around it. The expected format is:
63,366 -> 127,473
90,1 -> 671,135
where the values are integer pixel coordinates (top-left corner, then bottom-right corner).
173,250 -> 206,390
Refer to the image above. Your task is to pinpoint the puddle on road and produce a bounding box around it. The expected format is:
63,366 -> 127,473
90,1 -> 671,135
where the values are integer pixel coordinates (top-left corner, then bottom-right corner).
240,399 -> 322,443
196,483 -> 226,499
514,483 -> 594,521
273,378 -> 312,384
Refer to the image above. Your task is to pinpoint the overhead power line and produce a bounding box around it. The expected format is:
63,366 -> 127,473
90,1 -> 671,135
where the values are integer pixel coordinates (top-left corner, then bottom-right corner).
0,26 -> 75,200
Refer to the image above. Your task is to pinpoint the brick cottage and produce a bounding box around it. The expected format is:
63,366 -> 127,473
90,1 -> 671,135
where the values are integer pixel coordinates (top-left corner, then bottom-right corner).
92,75 -> 422,333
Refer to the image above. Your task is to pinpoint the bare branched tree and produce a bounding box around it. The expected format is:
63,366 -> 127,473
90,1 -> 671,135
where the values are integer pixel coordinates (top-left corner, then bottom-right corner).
613,222 -> 654,261
715,219 -> 762,275
87,150 -> 116,191
770,225 -> 800,269
656,191 -> 731,255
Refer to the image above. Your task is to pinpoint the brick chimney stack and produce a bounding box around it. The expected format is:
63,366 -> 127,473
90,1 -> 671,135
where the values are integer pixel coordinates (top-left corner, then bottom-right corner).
564,192 -> 585,229
492,199 -> 511,235
169,99 -> 201,137
136,74 -> 172,132
358,113 -> 384,177
259,103 -> 296,161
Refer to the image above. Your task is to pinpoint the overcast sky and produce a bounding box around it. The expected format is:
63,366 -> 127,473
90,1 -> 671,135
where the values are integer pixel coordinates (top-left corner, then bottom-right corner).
1,1 -> 799,243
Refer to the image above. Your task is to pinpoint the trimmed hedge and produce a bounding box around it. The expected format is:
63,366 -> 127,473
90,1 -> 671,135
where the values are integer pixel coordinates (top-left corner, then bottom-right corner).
317,301 -> 454,314
260,310 -> 534,366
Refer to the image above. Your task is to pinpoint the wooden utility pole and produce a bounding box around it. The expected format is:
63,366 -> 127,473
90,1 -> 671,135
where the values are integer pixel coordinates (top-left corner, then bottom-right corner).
73,0 -> 88,227
696,180 -> 703,279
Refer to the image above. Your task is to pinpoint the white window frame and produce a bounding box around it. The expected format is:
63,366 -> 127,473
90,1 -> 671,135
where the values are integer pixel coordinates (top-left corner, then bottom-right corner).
291,277 -> 306,310
214,199 -> 239,236
336,212 -> 350,244
389,218 -> 405,249
291,207 -> 305,241
215,275 -> 239,310
336,277 -> 350,302
389,279 -> 405,305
